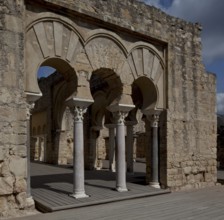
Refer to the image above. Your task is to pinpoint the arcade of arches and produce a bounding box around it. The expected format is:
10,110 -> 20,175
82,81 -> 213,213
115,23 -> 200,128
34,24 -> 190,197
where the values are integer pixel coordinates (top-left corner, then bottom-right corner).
0,0 -> 217,217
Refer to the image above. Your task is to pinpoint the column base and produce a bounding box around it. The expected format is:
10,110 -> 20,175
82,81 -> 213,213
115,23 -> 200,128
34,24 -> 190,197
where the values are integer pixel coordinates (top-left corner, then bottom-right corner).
116,186 -> 128,192
70,192 -> 89,199
26,196 -> 35,208
109,165 -> 116,172
149,181 -> 160,189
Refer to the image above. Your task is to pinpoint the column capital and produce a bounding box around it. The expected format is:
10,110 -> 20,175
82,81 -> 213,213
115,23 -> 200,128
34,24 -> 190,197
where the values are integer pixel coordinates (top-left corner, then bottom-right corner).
113,111 -> 128,125
26,102 -> 35,120
107,104 -> 134,125
69,106 -> 87,122
149,114 -> 160,128
66,97 -> 93,122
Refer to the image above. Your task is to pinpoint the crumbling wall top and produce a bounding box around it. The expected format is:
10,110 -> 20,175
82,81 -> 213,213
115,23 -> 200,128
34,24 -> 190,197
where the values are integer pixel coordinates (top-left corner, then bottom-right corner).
25,0 -> 202,44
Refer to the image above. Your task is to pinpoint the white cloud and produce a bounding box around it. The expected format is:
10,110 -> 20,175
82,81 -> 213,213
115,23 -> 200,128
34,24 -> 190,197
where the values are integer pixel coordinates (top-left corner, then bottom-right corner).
217,93 -> 224,115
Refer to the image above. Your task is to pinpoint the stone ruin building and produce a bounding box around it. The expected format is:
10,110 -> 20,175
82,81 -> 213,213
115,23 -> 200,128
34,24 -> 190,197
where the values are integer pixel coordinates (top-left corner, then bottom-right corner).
0,0 -> 217,217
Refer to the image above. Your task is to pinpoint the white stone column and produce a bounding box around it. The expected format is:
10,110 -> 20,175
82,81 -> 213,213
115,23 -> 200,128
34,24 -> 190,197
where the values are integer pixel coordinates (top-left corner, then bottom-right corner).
39,136 -> 45,162
148,114 -> 160,189
26,93 -> 41,208
107,104 -> 134,192
26,102 -> 35,198
69,106 -> 89,198
90,129 -> 98,170
126,123 -> 134,173
106,124 -> 116,172
113,111 -> 128,192
66,98 -> 93,199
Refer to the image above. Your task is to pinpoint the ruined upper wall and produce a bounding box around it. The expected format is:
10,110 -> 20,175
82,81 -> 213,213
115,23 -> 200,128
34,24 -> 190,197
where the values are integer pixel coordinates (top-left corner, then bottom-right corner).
26,0 -> 202,44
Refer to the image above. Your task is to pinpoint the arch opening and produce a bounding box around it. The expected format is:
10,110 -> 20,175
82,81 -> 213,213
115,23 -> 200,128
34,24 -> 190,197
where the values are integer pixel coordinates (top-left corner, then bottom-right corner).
132,76 -> 158,111
31,58 -> 77,165
90,68 -> 123,128
126,76 -> 158,183
86,68 -> 123,170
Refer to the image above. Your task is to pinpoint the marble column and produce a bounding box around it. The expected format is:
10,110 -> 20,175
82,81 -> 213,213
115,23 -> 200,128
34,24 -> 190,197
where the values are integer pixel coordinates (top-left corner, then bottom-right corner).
126,122 -> 135,173
113,111 -> 128,192
108,125 -> 116,172
90,129 -> 98,170
69,106 -> 89,198
149,114 -> 160,189
26,102 -> 35,198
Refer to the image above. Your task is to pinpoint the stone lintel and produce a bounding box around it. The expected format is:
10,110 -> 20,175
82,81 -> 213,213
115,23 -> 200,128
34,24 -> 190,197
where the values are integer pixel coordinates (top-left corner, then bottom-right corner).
66,97 -> 94,108
26,92 -> 42,103
141,108 -> 162,117
107,103 -> 135,113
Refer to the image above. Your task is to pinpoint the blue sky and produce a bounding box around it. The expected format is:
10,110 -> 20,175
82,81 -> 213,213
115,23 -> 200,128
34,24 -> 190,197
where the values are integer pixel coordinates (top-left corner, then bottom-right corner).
38,66 -> 55,78
142,0 -> 224,114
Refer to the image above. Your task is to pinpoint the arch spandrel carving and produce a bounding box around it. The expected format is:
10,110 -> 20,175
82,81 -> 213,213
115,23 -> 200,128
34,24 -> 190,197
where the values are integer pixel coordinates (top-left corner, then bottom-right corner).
85,36 -> 127,78
25,19 -> 83,94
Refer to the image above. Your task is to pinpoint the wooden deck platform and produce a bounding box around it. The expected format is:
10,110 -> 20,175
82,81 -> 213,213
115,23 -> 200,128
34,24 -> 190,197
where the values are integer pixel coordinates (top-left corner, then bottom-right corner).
31,161 -> 170,212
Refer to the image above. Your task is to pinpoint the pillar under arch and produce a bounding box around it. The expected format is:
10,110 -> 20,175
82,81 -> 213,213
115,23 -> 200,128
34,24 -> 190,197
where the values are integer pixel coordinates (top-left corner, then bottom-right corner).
126,121 -> 137,173
107,104 -> 134,192
105,124 -> 116,172
66,98 -> 93,199
143,112 -> 161,189
26,93 -> 41,206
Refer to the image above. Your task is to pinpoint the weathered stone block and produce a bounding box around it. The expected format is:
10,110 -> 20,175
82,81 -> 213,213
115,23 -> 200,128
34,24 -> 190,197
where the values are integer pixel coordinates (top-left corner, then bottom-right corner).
14,177 -> 27,193
0,177 -> 14,195
10,145 -> 27,158
205,173 -> 213,182
0,148 -> 6,162
16,192 -> 27,209
183,167 -> 191,175
167,168 -> 178,175
0,196 -> 7,212
9,157 -> 26,177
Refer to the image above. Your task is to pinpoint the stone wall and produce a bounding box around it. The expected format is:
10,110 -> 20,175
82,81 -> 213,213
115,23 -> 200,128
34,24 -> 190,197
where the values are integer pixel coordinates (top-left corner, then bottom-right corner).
0,0 -> 35,217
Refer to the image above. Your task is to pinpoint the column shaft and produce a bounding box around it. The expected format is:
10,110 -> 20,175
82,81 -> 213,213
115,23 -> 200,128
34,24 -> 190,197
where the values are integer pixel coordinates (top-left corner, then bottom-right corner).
70,106 -> 88,198
26,114 -> 31,198
126,125 -> 134,173
150,114 -> 160,188
114,112 -> 128,192
109,127 -> 116,172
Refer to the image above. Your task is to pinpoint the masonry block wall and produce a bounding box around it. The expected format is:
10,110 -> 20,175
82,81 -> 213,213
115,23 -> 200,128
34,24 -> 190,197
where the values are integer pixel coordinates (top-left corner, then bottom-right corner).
0,0 -> 35,217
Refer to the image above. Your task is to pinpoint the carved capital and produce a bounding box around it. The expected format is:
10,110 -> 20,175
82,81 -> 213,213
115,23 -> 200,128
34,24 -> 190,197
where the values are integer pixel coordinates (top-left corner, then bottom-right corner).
69,106 -> 87,122
26,102 -> 35,120
149,114 -> 159,128
113,111 -> 128,125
